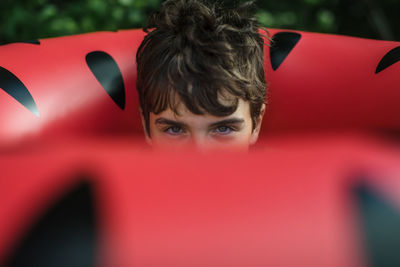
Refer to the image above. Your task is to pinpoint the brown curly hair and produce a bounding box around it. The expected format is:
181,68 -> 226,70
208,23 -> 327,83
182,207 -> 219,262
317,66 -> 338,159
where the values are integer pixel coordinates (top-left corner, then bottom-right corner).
136,0 -> 268,135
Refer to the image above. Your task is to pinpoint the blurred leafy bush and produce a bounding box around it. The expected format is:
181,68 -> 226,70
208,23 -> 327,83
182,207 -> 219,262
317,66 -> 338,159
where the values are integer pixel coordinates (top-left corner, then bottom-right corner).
1,0 -> 398,44
0,0 -> 161,43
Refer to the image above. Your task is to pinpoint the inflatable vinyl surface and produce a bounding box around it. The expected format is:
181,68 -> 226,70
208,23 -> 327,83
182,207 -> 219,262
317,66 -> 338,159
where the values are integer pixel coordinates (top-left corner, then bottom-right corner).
1,29 -> 400,267
0,29 -> 400,146
0,136 -> 400,267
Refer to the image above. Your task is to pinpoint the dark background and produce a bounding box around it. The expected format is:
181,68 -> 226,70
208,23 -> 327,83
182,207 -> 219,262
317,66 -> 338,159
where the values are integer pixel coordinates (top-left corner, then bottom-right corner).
1,0 -> 399,44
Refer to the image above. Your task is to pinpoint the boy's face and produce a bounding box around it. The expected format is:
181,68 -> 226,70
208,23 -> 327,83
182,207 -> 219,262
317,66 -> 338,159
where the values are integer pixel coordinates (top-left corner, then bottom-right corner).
143,98 -> 264,152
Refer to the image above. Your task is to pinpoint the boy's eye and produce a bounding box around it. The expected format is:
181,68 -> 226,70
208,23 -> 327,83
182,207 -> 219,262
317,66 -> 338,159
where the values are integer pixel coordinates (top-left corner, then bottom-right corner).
214,126 -> 233,134
165,126 -> 183,134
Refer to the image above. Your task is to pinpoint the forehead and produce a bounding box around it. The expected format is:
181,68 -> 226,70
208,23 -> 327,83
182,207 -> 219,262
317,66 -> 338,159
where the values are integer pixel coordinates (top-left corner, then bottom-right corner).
150,98 -> 251,126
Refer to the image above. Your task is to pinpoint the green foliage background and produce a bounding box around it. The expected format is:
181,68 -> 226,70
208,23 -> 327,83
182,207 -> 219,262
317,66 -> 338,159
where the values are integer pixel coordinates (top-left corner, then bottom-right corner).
1,0 -> 399,44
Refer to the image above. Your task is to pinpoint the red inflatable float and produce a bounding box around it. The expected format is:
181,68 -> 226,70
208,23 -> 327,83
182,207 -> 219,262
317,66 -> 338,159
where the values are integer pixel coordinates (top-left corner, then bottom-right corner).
0,29 -> 400,145
0,29 -> 400,266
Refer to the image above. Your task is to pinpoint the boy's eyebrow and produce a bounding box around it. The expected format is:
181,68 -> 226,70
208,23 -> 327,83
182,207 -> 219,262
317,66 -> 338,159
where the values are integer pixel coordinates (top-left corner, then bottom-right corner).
209,118 -> 244,127
155,118 -> 186,127
155,117 -> 244,127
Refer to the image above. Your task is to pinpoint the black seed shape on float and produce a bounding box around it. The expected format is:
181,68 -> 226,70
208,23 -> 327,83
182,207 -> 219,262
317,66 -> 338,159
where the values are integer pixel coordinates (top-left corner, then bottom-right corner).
86,51 -> 126,110
376,46 -> 400,74
4,180 -> 98,267
0,66 -> 40,117
354,182 -> 400,267
23,40 -> 41,45
270,32 -> 301,71
1,40 -> 40,46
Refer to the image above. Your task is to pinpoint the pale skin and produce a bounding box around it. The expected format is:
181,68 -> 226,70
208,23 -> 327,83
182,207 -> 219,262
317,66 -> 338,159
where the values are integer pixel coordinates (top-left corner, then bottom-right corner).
141,99 -> 265,152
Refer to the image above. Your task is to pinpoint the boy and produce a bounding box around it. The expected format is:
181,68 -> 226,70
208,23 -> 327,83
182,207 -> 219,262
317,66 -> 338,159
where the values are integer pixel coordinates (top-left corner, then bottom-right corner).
136,0 -> 267,152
